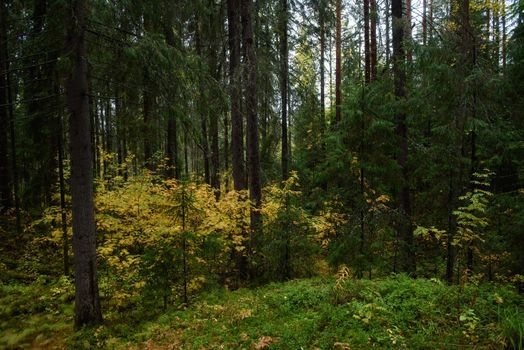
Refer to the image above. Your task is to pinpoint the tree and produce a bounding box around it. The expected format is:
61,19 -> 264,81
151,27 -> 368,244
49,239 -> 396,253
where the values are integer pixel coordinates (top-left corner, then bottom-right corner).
392,0 -> 415,275
241,0 -> 262,270
280,0 -> 289,181
0,0 -> 10,212
335,0 -> 342,124
66,0 -> 103,327
228,0 -> 246,191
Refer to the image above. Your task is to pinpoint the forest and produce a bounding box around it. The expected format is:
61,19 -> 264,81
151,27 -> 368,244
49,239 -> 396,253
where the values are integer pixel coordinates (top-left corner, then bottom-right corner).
0,0 -> 523,348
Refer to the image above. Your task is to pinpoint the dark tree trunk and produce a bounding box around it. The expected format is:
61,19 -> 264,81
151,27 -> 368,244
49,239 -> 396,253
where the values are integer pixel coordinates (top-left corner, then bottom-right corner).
392,0 -> 415,276
405,0 -> 412,63
446,170 -> 455,283
143,75 -> 153,169
0,0 -> 10,212
319,1 -> 326,128
164,19 -> 180,180
364,0 -> 371,84
386,0 -> 391,63
335,0 -> 342,124
195,20 -> 210,185
423,0 -> 428,45
58,109 -> 69,276
66,0 -> 103,327
208,2 -> 221,196
241,0 -> 262,266
280,0 -> 289,181
370,0 -> 377,81
228,0 -> 246,191
1,1 -> 20,229
227,0 -> 247,191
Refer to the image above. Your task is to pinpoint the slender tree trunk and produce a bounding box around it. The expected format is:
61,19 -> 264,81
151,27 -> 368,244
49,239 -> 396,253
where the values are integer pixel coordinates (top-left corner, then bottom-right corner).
364,0 -> 371,84
66,0 -> 102,327
58,109 -> 69,276
370,0 -> 378,81
207,1 -> 221,195
501,0 -> 506,68
241,0 -> 262,271
423,0 -> 428,45
446,170 -> 455,283
164,18 -> 180,180
386,0 -> 391,64
392,0 -> 415,276
143,74 -> 153,169
335,0 -> 342,124
405,0 -> 412,63
228,0 -> 246,191
280,0 -> 289,181
319,1 -> 326,128
1,1 -> 20,232
0,0 -> 11,212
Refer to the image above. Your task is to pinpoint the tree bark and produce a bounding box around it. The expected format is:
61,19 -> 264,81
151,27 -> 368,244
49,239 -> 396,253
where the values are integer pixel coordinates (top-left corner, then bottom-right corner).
228,0 -> 246,191
241,0 -> 262,266
364,0 -> 371,84
335,0 -> 342,124
164,18 -> 180,180
66,0 -> 103,327
0,0 -> 11,212
370,0 -> 378,81
319,1 -> 326,128
392,0 -> 415,276
280,0 -> 289,181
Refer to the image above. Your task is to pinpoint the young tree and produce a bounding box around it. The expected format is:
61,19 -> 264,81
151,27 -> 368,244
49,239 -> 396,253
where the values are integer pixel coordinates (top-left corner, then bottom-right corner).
66,0 -> 103,327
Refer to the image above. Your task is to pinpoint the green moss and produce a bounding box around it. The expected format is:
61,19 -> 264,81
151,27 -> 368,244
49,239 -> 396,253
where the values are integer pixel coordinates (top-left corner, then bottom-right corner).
1,276 -> 523,349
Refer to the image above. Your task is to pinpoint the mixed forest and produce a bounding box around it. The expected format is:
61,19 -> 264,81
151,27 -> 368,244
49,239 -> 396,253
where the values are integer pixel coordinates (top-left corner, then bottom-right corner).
1,0 -> 524,348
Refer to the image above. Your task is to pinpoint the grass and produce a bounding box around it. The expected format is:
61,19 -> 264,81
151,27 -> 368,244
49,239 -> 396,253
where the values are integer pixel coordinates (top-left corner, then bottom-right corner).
1,275 -> 523,349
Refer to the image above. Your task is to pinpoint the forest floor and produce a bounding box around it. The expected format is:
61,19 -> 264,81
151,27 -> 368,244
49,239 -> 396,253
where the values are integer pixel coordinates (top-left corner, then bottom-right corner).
1,275 -> 523,349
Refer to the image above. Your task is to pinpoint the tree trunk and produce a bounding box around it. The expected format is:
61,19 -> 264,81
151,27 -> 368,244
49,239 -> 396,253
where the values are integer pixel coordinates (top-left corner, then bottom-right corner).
386,0 -> 391,64
335,0 -> 342,124
0,0 -> 11,212
370,0 -> 378,81
392,0 -> 415,276
319,1 -> 326,128
228,0 -> 246,191
164,19 -> 180,180
405,0 -> 412,63
364,0 -> 371,84
208,1 -> 221,196
0,2 -> 22,230
423,0 -> 428,45
241,0 -> 262,268
66,0 -> 103,328
280,0 -> 289,181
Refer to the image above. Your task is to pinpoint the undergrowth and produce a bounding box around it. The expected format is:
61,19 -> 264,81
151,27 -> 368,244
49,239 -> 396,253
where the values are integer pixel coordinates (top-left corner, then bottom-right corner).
1,275 -> 523,349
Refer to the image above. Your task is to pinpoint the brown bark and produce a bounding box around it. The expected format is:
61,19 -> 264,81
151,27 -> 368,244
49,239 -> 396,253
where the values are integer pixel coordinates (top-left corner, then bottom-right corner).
66,0 -> 103,327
